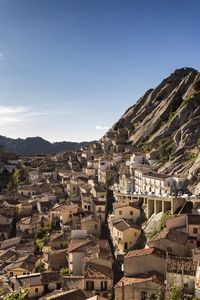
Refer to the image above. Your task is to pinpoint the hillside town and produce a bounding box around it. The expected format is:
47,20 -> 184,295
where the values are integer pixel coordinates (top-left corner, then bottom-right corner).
0,130 -> 200,300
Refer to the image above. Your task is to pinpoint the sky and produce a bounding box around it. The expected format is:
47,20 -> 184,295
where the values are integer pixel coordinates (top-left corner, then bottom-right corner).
0,0 -> 200,142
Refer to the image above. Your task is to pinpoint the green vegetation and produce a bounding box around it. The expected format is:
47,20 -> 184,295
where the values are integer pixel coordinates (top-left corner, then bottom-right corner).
34,226 -> 50,239
34,225 -> 51,252
158,137 -> 176,166
138,138 -> 148,149
35,238 -> 45,252
0,288 -> 28,300
7,167 -> 28,191
186,150 -> 198,162
160,210 -> 171,229
155,287 -> 164,300
166,280 -> 180,300
60,267 -> 69,276
148,211 -> 171,239
194,80 -> 200,92
178,83 -> 200,111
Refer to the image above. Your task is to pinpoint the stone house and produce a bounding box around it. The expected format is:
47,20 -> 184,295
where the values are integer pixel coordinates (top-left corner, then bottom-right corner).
91,184 -> 107,199
18,184 -> 37,197
81,215 -> 101,238
0,214 -> 14,239
50,203 -> 80,228
110,219 -> 141,257
50,230 -> 70,250
148,228 -> 196,257
124,248 -> 166,277
68,239 -> 97,275
6,254 -> 40,277
166,214 -> 200,243
49,248 -> 68,271
10,273 -> 44,299
16,214 -> 41,237
83,259 -> 113,298
111,202 -> 140,224
91,198 -> 106,223
115,271 -> 165,300
166,256 -> 196,297
84,167 -> 97,177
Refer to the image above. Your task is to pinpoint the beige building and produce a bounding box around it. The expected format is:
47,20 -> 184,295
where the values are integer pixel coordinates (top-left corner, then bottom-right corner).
6,254 -> 39,277
148,228 -> 196,257
112,202 -> 140,223
115,272 -> 165,300
50,203 -> 80,227
92,198 -> 106,223
84,259 -> 113,298
124,248 -> 166,277
166,214 -> 200,241
10,273 -> 44,298
111,219 -> 141,257
81,214 -> 101,238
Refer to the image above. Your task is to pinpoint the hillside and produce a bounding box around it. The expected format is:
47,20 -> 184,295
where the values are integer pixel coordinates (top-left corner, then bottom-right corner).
0,135 -> 92,155
110,67 -> 200,191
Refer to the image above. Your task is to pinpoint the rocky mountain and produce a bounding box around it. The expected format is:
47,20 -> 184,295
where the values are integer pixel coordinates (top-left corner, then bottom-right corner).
0,135 -> 93,155
110,67 -> 200,192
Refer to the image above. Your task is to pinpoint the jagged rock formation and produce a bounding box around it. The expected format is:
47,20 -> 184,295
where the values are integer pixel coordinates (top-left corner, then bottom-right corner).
111,67 -> 200,189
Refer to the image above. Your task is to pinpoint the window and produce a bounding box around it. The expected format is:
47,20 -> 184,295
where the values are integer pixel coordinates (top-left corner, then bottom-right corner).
86,281 -> 94,291
130,211 -> 133,215
101,281 -> 107,291
35,288 -> 38,293
95,224 -> 98,229
193,228 -> 198,234
98,207 -> 102,212
119,210 -> 122,215
141,291 -> 147,300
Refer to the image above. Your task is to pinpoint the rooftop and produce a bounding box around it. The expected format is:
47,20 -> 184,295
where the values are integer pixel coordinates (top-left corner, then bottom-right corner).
150,228 -> 189,245
125,247 -> 166,259
115,271 -> 164,288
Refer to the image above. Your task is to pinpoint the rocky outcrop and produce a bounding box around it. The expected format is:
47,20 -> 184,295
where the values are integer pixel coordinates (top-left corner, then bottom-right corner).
110,67 -> 200,182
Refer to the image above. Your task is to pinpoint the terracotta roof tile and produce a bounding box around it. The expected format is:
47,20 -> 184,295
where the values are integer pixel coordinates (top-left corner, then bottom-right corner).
150,228 -> 188,245
115,271 -> 164,288
125,247 -> 166,259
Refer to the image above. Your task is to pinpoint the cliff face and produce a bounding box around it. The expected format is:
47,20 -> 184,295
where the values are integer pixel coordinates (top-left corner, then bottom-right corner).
111,67 -> 200,190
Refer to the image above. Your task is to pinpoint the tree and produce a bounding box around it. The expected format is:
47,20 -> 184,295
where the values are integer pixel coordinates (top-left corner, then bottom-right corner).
7,167 -> 28,191
155,287 -> 164,300
60,267 -> 69,276
167,280 -> 180,300
0,288 -> 28,300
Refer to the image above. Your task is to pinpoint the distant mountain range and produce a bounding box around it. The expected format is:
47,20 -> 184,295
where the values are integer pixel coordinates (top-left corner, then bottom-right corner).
0,135 -> 94,155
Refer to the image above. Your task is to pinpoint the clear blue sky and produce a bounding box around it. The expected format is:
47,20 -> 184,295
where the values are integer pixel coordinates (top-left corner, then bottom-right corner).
0,0 -> 200,142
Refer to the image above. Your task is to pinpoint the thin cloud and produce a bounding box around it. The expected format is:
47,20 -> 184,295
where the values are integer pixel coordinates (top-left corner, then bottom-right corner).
0,106 -> 28,115
0,116 -> 20,124
0,106 -> 28,124
0,52 -> 5,61
95,125 -> 109,130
